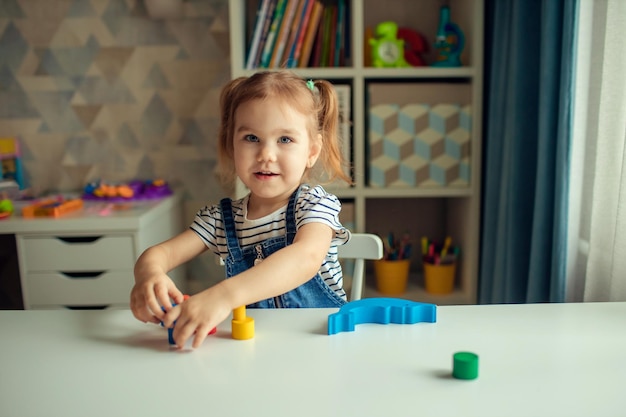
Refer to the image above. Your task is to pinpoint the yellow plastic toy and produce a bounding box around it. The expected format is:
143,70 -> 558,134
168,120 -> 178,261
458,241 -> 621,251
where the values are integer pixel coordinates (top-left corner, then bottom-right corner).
231,306 -> 254,340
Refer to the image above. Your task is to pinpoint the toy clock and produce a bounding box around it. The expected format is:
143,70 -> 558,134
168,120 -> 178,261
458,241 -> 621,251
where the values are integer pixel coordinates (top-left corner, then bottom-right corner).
369,21 -> 409,68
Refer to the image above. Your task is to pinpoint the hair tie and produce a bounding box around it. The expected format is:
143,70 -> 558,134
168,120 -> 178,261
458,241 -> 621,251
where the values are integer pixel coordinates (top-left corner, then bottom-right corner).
306,79 -> 315,91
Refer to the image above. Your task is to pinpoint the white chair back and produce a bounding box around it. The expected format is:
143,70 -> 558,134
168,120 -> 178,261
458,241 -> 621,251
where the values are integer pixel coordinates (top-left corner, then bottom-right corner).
338,233 -> 384,301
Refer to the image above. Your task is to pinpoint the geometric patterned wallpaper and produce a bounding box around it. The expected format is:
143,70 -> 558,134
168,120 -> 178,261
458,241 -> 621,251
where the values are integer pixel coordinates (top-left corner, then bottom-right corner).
0,0 -> 229,199
0,0 -> 231,285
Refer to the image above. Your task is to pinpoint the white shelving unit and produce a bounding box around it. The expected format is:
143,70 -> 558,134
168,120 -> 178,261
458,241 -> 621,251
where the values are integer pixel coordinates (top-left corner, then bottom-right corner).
228,0 -> 484,305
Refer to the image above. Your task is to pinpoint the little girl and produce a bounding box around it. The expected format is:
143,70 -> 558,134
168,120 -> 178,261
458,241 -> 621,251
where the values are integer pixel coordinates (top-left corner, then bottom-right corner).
131,70 -> 352,348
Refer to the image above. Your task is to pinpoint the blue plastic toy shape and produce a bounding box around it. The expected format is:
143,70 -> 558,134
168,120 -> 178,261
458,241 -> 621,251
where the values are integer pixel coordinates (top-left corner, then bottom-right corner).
327,298 -> 436,335
161,295 -> 216,345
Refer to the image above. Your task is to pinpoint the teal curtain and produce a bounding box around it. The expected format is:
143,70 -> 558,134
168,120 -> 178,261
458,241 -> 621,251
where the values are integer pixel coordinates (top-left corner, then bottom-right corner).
479,0 -> 578,303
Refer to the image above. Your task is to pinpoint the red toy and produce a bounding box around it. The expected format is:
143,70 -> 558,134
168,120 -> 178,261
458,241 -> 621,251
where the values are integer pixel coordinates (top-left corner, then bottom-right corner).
398,27 -> 429,66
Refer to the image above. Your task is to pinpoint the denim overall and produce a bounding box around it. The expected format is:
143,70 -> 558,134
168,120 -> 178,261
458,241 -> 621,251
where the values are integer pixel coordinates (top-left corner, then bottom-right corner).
220,187 -> 346,308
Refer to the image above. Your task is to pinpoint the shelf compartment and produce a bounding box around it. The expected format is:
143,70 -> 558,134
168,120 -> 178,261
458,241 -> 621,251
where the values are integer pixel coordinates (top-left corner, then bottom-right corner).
242,0 -> 353,70
363,273 -> 473,305
362,0 -> 479,67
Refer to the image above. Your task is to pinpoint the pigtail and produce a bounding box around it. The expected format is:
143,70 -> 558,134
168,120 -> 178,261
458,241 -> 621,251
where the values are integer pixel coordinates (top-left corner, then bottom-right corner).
217,77 -> 247,185
313,80 -> 353,185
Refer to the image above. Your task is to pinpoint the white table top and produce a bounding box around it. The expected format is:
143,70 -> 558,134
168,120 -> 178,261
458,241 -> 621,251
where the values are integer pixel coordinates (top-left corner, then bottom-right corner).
1,302 -> 625,417
0,192 -> 181,234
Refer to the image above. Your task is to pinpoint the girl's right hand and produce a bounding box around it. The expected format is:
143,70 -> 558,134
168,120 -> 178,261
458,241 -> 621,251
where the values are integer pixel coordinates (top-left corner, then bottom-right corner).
130,229 -> 208,324
130,273 -> 184,324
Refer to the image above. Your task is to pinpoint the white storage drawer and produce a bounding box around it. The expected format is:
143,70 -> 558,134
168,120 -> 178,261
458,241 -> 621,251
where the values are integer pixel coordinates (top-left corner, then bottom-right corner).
25,271 -> 133,307
6,193 -> 185,309
21,235 -> 135,271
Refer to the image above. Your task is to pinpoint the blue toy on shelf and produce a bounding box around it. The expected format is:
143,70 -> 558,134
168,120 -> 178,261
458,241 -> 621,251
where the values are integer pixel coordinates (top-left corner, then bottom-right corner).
432,4 -> 465,67
0,138 -> 26,190
327,298 -> 437,335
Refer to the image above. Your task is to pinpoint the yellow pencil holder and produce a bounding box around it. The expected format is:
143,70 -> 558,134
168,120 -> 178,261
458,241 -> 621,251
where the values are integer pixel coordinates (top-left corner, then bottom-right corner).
423,262 -> 456,295
374,259 -> 411,295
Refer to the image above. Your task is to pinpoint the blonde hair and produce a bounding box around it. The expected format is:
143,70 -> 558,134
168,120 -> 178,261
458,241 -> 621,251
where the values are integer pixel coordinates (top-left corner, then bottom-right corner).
217,70 -> 352,187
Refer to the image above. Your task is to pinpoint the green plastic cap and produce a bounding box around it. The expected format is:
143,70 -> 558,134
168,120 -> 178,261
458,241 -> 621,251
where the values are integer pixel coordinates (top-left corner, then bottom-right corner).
452,351 -> 479,380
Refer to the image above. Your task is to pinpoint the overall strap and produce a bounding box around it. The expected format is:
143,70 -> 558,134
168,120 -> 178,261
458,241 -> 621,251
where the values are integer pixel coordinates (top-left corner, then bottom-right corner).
220,197 -> 243,261
284,186 -> 301,245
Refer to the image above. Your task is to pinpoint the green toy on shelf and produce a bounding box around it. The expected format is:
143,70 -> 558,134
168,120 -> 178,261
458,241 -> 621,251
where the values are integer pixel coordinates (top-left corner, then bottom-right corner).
369,21 -> 410,68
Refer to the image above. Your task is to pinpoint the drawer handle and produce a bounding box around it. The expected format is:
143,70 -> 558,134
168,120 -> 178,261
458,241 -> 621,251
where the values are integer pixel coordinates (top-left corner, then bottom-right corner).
65,305 -> 110,310
60,271 -> 106,279
56,236 -> 103,244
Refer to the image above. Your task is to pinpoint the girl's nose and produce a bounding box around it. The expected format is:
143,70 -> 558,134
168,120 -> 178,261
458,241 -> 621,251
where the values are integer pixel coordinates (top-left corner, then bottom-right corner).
258,143 -> 277,162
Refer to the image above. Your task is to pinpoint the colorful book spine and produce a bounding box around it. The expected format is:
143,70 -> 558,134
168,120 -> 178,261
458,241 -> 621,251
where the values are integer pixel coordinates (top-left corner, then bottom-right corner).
325,4 -> 338,67
294,0 -> 321,68
246,0 -> 273,70
299,0 -> 324,68
284,0 -> 310,68
342,2 -> 351,64
334,0 -> 345,67
252,0 -> 278,68
298,1 -> 326,67
318,5 -> 332,67
269,0 -> 301,68
260,0 -> 288,68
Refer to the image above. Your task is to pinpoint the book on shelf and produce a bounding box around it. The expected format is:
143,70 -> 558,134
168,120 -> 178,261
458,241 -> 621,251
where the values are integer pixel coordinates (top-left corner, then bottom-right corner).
310,6 -> 326,67
246,0 -> 273,70
363,26 -> 373,67
268,0 -> 300,68
284,0 -> 313,68
334,0 -> 345,66
259,0 -> 288,68
325,4 -> 338,67
343,1 -> 350,64
248,0 -> 278,69
297,0 -> 323,68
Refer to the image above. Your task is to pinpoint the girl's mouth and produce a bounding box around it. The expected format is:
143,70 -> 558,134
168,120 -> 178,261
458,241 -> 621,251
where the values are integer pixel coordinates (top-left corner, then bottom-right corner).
254,171 -> 278,179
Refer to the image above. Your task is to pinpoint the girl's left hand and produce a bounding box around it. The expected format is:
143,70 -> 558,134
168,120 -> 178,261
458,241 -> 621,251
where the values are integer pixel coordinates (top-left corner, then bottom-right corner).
161,286 -> 233,349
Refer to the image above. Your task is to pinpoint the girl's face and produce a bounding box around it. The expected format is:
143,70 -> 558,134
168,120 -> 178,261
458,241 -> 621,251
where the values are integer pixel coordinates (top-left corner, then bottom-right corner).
233,97 -> 321,213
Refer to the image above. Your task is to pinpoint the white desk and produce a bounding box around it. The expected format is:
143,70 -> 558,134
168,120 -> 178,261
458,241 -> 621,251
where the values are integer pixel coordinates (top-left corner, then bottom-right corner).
0,194 -> 184,309
1,302 -> 625,417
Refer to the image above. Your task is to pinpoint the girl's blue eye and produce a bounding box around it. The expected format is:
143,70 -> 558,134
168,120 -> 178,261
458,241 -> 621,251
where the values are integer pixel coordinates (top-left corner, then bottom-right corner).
279,136 -> 292,144
244,134 -> 259,142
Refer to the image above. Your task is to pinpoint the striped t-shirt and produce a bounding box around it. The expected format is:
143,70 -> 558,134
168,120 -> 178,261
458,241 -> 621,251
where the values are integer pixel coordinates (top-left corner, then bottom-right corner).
189,185 -> 351,299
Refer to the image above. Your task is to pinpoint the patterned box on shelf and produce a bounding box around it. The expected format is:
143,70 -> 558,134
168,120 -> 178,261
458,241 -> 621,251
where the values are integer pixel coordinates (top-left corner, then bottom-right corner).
369,103 -> 472,188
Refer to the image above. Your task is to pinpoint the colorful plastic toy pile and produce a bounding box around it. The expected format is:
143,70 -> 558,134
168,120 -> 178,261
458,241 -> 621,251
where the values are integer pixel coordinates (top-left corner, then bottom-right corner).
83,179 -> 172,202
